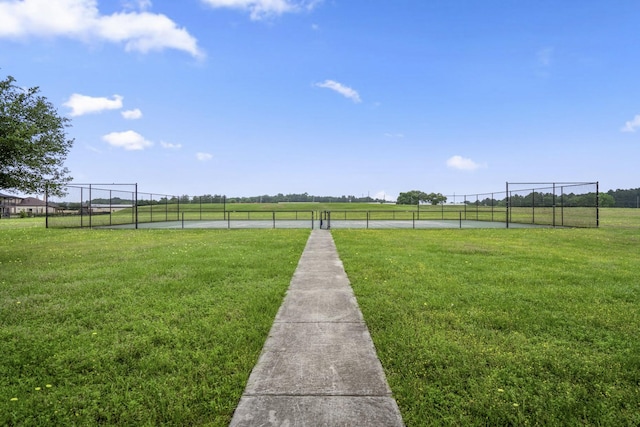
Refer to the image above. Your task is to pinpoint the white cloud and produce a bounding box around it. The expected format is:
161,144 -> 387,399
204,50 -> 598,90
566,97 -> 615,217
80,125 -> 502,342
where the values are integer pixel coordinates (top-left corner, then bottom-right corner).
200,0 -> 322,20
446,155 -> 485,171
197,152 -> 213,161
161,141 -> 182,149
121,108 -> 143,120
102,130 -> 153,150
315,80 -> 361,103
63,93 -> 123,116
96,12 -> 203,57
384,133 -> 404,138
621,115 -> 640,133
0,0 -> 203,58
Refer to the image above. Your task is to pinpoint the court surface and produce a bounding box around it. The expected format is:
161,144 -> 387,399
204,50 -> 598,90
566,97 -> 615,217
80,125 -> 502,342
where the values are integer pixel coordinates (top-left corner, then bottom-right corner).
106,219 -> 551,229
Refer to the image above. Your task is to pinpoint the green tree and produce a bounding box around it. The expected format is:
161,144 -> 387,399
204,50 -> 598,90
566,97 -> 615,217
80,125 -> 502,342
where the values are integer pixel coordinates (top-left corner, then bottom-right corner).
1,75 -> 74,197
606,188 -> 639,207
397,190 -> 447,205
598,193 -> 615,207
424,192 -> 447,205
397,190 -> 426,205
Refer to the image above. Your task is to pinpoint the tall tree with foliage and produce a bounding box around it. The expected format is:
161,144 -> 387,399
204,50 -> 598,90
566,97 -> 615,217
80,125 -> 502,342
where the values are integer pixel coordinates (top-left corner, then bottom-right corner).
396,190 -> 426,205
424,192 -> 447,205
397,190 -> 447,205
1,75 -> 73,197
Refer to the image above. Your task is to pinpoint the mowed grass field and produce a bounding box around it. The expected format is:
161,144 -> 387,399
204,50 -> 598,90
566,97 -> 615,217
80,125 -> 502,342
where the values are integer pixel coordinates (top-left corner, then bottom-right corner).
1,208 -> 639,425
333,209 -> 640,426
0,225 -> 309,426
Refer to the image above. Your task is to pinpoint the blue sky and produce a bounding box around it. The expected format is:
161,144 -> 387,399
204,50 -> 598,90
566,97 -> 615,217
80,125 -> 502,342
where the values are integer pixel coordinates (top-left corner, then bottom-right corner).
2,0 -> 639,200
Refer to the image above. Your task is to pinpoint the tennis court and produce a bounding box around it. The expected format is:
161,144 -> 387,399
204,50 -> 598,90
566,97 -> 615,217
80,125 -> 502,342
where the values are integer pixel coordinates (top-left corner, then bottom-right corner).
47,182 -> 600,229
104,219 -> 551,229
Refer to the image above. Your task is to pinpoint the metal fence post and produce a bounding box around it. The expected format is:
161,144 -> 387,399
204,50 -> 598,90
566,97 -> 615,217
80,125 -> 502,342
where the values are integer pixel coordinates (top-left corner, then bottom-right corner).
596,181 -> 600,228
463,195 -> 467,220
552,184 -> 556,227
532,190 -> 535,224
506,182 -> 510,229
89,184 -> 92,229
561,187 -> 565,227
135,184 -> 138,229
80,187 -> 84,228
45,185 -> 49,229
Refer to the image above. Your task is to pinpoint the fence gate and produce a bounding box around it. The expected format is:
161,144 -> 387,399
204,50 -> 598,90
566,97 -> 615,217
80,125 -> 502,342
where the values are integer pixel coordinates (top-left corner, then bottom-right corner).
320,211 -> 331,229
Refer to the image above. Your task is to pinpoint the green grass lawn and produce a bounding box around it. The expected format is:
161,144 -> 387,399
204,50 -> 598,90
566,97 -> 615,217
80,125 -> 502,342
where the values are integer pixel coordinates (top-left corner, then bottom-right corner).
599,207 -> 640,228
1,209 -> 639,425
332,227 -> 640,426
0,226 -> 309,426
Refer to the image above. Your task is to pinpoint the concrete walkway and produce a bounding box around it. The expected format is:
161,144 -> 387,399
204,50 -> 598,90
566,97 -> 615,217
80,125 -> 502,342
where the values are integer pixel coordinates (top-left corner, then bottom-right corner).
230,230 -> 404,426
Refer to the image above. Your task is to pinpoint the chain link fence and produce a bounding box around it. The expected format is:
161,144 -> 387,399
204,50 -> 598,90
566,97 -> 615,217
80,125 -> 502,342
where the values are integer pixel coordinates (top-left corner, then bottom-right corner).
45,182 -> 599,229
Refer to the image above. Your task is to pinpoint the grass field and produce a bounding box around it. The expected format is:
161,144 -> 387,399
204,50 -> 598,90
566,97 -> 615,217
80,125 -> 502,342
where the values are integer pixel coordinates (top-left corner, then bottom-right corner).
0,226 -> 309,425
1,208 -> 638,425
333,225 -> 640,425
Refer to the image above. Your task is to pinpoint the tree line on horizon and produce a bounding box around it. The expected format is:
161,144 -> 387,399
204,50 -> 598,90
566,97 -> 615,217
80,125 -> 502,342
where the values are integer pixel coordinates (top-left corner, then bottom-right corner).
606,188 -> 640,208
54,193 -> 385,209
396,189 -> 639,209
54,188 -> 640,210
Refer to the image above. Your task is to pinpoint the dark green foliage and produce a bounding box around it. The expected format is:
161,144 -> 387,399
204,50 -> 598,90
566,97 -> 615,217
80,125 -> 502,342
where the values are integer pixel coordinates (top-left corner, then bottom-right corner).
0,75 -> 73,197
397,191 -> 447,205
607,188 -> 640,208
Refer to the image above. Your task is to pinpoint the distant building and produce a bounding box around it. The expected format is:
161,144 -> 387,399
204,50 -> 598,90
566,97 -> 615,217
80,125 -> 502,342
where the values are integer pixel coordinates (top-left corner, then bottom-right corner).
0,193 -> 61,217
0,192 -> 21,217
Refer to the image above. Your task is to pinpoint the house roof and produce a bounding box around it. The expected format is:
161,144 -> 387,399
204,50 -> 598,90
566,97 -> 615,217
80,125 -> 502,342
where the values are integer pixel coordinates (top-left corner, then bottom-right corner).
0,192 -> 21,199
18,198 -> 60,208
20,197 -> 48,206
